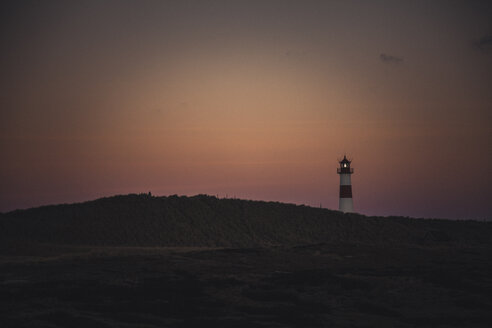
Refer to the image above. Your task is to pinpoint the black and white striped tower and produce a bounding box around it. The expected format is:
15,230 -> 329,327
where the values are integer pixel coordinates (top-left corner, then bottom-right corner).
337,155 -> 354,212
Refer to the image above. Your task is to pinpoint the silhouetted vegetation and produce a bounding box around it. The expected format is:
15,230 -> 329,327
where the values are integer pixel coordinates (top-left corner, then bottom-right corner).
1,194 -> 491,249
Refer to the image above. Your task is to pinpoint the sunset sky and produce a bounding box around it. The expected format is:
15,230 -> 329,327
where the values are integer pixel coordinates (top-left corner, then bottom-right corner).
1,1 -> 491,219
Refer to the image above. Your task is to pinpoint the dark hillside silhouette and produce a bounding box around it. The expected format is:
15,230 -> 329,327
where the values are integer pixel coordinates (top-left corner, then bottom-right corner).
1,194 -> 490,248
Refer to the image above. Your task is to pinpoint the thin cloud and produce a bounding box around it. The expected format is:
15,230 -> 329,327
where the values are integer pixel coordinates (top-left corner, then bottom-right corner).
380,53 -> 403,64
475,35 -> 492,52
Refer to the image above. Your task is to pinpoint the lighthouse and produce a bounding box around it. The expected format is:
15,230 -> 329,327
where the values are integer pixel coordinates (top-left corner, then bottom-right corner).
337,155 -> 354,212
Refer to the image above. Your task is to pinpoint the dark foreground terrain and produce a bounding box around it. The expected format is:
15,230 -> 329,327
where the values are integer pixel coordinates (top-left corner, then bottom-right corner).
1,244 -> 491,327
1,195 -> 491,327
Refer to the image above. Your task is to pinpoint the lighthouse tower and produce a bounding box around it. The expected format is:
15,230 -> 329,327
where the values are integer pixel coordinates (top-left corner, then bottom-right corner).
337,155 -> 354,212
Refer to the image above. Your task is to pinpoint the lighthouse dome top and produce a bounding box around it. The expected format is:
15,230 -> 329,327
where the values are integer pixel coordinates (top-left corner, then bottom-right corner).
339,155 -> 351,165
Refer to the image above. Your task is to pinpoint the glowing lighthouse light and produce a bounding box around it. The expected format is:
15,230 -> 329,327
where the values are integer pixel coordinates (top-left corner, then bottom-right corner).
337,155 -> 354,213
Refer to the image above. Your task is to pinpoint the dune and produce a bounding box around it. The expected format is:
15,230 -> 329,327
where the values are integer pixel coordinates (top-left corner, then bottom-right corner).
1,194 -> 490,248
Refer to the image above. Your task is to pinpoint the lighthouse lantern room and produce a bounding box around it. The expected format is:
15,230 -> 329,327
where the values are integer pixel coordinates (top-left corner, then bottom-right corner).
337,155 -> 354,212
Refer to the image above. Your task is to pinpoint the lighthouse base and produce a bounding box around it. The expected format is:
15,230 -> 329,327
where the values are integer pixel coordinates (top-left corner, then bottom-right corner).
339,198 -> 353,213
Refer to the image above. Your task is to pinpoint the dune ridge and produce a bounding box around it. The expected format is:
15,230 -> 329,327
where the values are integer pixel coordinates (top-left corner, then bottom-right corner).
1,194 -> 490,248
